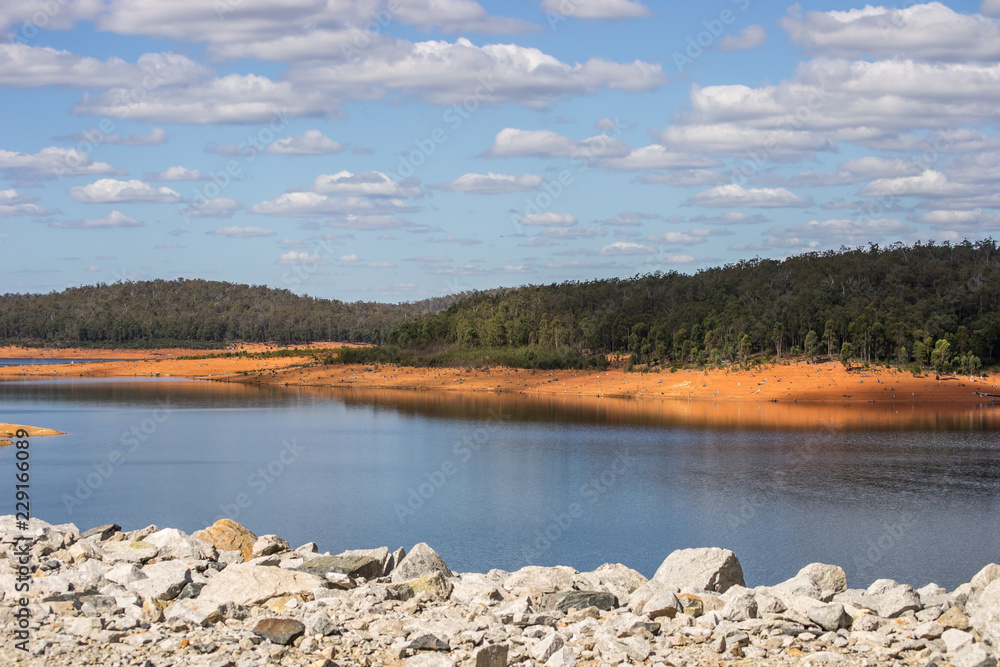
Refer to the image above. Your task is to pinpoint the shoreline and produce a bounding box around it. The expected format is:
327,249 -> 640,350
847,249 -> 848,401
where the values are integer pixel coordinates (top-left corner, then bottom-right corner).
1,516 -> 998,666
0,343 -> 996,405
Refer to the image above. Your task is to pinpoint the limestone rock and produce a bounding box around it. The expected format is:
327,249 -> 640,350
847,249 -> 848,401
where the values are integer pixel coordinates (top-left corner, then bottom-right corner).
192,519 -> 257,562
797,563 -> 848,602
503,565 -> 578,596
392,571 -> 454,601
530,632 -> 564,662
338,546 -> 390,574
198,563 -> 327,606
80,523 -> 121,541
628,579 -> 682,619
126,561 -> 191,602
297,554 -> 383,581
474,643 -> 508,667
406,654 -> 455,667
652,548 -> 745,593
451,573 -> 504,604
391,542 -> 453,583
145,527 -> 217,561
858,584 -> 921,618
101,540 -> 158,564
162,598 -> 224,626
541,590 -> 618,613
808,603 -> 851,632
251,534 -> 289,558
253,618 -> 305,645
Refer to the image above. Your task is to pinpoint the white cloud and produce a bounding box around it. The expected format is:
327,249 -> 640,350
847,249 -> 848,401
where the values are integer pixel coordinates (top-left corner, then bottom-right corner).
689,184 -> 812,208
661,123 -> 835,159
912,208 -> 1000,230
291,38 -> 665,109
597,211 -> 658,227
779,3 -> 1000,62
393,0 -> 537,33
338,254 -> 362,262
538,226 -> 606,239
688,212 -> 771,225
720,25 -> 767,51
599,242 -> 657,255
277,251 -> 326,266
0,44 -> 207,88
765,218 -> 911,249
264,130 -> 344,155
70,179 -> 182,204
0,146 -> 119,180
541,0 -> 650,20
595,145 -> 719,170
312,171 -> 421,197
49,211 -> 142,229
207,226 -> 275,238
74,74 -> 331,124
147,166 -> 202,181
984,0 -> 1000,16
860,170 -> 974,197
182,198 -> 244,218
0,189 -> 51,217
793,157 -> 920,186
487,128 -> 629,158
520,212 -> 578,226
431,172 -> 543,193
249,192 -> 414,217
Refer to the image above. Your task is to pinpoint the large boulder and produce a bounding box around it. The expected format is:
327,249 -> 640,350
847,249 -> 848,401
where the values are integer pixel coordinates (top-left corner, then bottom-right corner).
970,578 -> 1000,649
145,528 -> 217,561
796,563 -> 847,602
578,563 -> 647,603
652,548 -> 745,593
858,584 -> 921,618
502,566 -> 578,596
390,543 -> 453,583
627,579 -> 682,619
297,554 -> 383,581
193,519 -> 257,562
338,547 -> 391,575
198,563 -> 328,606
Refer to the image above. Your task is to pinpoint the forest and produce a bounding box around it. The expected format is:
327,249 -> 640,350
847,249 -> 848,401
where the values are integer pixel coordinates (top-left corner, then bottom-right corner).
2,241 -> 998,372
387,240 -> 999,373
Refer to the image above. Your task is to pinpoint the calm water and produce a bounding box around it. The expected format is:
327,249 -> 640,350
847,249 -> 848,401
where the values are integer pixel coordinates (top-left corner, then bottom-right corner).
1,378 -> 998,590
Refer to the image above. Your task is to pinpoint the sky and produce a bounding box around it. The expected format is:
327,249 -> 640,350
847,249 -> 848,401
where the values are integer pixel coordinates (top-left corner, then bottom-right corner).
2,0 -> 999,302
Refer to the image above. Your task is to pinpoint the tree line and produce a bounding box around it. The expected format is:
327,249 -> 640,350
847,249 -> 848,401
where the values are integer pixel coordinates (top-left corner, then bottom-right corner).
388,240 -> 1000,373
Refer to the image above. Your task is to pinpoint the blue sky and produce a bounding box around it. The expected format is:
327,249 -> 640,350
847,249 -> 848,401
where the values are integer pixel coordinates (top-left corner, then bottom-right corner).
1,0 -> 998,301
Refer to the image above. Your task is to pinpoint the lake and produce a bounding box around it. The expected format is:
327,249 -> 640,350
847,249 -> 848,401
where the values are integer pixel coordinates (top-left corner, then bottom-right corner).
1,377 -> 998,590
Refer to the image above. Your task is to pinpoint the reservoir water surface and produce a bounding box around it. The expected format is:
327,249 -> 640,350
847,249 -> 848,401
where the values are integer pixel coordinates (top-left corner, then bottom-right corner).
1,377 -> 998,590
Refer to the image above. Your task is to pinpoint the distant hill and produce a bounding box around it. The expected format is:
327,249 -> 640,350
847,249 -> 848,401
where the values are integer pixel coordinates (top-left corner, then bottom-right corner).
389,240 -> 1000,372
0,279 -> 474,347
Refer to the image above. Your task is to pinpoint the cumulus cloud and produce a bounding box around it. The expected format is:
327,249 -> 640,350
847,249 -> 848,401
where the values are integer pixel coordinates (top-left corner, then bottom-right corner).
597,211 -> 658,227
182,198 -> 244,218
291,39 -> 665,109
250,192 -> 415,217
0,44 -> 208,88
70,179 -> 182,204
599,241 -> 657,255
56,127 -> 167,147
48,211 -> 142,229
431,172 -> 542,193
646,232 -> 708,244
0,189 -> 51,217
912,208 -> 1000,230
487,128 -> 630,159
779,3 -> 1000,62
792,157 -> 920,187
312,171 -> 422,197
519,212 -> 578,226
277,251 -> 326,266
541,0 -> 651,20
538,226 -> 606,239
264,130 -> 344,155
661,123 -> 835,159
720,25 -> 767,51
74,74 -> 330,124
640,170 -> 729,187
595,145 -> 719,170
765,218 -> 911,250
860,170 -> 974,197
0,146 -> 120,180
393,0 -> 538,33
687,212 -> 771,225
207,226 -> 275,238
689,184 -> 812,208
146,166 -> 202,181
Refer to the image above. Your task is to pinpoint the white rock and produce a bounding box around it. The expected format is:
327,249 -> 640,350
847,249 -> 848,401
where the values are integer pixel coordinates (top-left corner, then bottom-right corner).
652,547 -> 744,593
531,632 -> 565,663
104,563 -> 147,586
198,562 -> 328,606
503,566 -> 578,596
145,528 -> 217,561
942,628 -> 975,654
162,598 -> 223,626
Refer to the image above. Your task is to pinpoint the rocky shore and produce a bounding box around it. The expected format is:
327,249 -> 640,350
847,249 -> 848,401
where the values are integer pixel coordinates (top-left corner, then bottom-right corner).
1,516 -> 998,667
